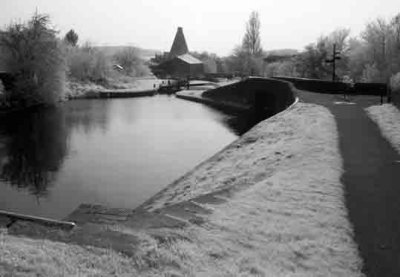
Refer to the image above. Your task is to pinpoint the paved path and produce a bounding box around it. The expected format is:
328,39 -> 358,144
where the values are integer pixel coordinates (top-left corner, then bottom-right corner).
300,91 -> 400,277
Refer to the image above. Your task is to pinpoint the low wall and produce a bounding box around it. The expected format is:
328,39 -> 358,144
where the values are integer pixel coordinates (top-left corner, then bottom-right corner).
97,90 -> 156,98
274,76 -> 387,97
202,77 -> 296,119
68,89 -> 156,99
176,90 -> 249,114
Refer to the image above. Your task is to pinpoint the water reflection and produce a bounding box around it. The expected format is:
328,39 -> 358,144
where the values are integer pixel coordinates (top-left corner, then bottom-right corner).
64,100 -> 110,134
0,108 -> 67,196
0,96 -> 252,218
0,100 -> 111,197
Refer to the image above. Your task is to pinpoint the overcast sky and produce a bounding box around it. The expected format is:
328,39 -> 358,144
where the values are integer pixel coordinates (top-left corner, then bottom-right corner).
0,0 -> 399,56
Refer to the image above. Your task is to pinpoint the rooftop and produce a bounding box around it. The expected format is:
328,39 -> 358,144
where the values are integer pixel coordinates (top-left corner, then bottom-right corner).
176,54 -> 202,64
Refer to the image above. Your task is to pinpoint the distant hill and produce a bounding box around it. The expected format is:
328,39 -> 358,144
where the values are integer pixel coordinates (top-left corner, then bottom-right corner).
264,49 -> 299,57
94,46 -> 162,60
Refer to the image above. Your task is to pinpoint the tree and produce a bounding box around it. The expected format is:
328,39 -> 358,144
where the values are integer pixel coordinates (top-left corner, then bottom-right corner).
347,37 -> 369,81
225,11 -> 264,76
64,29 -> 79,46
391,14 -> 400,48
0,12 -> 66,106
361,18 -> 390,81
329,28 -> 351,52
362,63 -> 381,82
295,28 -> 350,80
242,11 -> 263,56
295,37 -> 330,79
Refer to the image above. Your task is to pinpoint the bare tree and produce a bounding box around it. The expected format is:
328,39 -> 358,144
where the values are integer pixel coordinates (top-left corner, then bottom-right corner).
391,14 -> 400,47
242,11 -> 263,56
329,28 -> 351,51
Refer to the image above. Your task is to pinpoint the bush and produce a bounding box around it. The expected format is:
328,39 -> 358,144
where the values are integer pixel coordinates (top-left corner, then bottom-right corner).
0,13 -> 66,106
113,47 -> 150,77
67,44 -> 111,84
390,72 -> 400,93
390,72 -> 400,104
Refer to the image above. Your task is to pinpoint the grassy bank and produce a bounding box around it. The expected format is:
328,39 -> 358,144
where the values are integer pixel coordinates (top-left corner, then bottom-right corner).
0,101 -> 362,276
366,104 -> 400,154
66,78 -> 164,99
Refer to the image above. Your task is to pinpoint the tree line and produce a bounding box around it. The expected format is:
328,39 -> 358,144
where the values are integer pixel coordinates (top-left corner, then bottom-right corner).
2,11 -> 400,109
192,11 -> 400,91
0,12 -> 150,109
265,14 -> 400,84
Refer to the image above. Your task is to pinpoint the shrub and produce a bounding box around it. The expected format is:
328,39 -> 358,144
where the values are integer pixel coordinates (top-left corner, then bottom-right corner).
67,44 -> 111,83
0,13 -> 66,106
113,47 -> 150,77
390,72 -> 400,104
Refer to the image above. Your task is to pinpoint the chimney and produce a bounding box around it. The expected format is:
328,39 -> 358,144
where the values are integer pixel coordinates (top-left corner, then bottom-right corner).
169,27 -> 189,58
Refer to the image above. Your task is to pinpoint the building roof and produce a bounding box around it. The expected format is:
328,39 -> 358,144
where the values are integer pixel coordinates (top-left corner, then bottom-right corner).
169,27 -> 189,58
176,54 -> 202,64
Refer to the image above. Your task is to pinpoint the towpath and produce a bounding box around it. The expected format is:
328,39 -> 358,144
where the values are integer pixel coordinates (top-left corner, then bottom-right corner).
300,91 -> 400,277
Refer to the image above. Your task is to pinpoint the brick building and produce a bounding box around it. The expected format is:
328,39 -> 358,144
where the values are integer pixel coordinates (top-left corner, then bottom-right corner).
157,27 -> 204,78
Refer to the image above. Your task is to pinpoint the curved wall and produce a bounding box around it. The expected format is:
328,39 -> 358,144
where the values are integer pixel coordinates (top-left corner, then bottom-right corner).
202,77 -> 297,119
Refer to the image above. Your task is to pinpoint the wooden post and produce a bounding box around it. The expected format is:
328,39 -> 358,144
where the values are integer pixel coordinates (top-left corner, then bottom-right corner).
0,209 -> 76,230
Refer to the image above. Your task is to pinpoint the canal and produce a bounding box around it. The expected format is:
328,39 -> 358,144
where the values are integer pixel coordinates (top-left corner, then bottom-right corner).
0,95 -> 252,219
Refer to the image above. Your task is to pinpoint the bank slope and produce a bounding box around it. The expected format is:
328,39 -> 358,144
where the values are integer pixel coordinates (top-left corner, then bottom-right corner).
1,102 -> 363,276
366,104 -> 400,153
141,102 -> 363,276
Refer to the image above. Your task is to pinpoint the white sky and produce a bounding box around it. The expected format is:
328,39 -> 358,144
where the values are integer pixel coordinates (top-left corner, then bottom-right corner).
0,0 -> 399,56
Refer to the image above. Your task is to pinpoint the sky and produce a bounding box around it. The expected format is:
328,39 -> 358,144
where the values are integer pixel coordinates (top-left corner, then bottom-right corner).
0,0 -> 399,56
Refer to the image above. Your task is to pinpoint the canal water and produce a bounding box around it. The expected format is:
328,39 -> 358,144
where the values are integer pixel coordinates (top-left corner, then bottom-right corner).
0,95 -> 252,219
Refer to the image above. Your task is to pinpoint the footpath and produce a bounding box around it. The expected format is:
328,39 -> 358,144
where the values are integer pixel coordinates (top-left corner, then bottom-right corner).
300,91 -> 400,277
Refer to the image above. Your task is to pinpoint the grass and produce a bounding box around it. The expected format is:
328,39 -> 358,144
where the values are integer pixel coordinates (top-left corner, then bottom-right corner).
366,104 -> 400,154
0,228 -> 138,276
0,102 -> 363,276
143,102 -> 363,276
